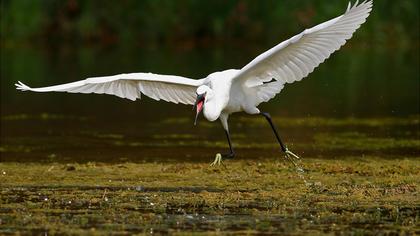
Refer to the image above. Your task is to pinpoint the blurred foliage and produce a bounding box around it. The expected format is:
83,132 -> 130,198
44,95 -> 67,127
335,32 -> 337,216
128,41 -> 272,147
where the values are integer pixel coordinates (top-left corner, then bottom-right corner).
1,0 -> 419,49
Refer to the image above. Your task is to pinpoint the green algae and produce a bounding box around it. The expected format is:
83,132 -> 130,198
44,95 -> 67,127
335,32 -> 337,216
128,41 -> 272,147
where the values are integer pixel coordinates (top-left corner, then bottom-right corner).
161,116 -> 420,128
238,116 -> 420,127
1,114 -> 419,233
0,157 -> 419,234
314,132 -> 420,151
1,113 -> 89,121
110,131 -> 418,154
0,145 -> 34,153
152,134 -> 198,139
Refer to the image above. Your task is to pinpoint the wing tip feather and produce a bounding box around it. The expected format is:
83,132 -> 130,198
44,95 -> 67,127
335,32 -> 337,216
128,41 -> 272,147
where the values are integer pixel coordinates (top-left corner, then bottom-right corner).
346,0 -> 373,13
15,81 -> 32,91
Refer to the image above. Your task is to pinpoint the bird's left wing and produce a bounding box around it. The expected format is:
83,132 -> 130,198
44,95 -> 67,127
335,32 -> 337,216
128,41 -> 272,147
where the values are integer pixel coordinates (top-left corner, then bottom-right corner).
16,73 -> 204,105
232,0 -> 372,105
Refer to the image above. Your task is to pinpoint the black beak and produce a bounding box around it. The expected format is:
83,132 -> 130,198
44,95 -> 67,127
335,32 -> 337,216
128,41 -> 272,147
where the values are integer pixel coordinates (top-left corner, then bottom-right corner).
193,94 -> 205,126
194,113 -> 200,126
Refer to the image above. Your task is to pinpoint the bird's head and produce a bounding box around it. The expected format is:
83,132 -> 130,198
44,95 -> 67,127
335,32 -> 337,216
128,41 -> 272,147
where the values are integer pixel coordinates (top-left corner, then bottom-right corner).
193,85 -> 211,125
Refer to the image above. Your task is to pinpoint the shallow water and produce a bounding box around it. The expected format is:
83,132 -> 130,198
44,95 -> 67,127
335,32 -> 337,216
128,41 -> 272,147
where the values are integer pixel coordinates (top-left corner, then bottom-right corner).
1,44 -> 419,234
1,43 -> 419,162
1,114 -> 419,163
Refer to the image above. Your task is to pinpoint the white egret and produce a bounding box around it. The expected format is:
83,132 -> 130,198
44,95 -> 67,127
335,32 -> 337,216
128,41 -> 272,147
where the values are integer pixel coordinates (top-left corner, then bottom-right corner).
16,1 -> 372,165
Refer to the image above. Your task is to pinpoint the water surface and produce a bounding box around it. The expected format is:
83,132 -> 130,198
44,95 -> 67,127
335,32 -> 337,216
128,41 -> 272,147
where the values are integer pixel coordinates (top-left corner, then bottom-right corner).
1,43 -> 419,235
1,43 -> 419,162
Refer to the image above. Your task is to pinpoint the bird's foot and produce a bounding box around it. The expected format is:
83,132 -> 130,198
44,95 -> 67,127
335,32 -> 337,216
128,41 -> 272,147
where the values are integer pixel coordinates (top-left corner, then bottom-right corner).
210,152 -> 234,167
283,148 -> 301,167
210,153 -> 223,166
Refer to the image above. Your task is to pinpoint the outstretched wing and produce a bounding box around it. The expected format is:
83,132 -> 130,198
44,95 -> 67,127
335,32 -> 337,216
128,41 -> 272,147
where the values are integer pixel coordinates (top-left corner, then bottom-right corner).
233,0 -> 373,105
16,73 -> 204,105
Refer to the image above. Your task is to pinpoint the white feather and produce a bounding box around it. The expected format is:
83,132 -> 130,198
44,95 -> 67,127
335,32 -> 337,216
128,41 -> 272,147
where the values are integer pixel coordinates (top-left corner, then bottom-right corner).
16,73 -> 204,104
232,0 -> 373,106
15,1 -> 373,122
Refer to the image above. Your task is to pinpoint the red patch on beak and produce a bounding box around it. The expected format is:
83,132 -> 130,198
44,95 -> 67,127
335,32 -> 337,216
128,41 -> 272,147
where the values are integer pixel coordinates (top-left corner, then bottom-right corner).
196,100 -> 204,114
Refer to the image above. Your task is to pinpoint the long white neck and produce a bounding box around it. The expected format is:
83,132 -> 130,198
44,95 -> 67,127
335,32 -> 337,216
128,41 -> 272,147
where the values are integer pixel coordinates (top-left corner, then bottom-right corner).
202,83 -> 231,122
203,96 -> 226,122
201,69 -> 239,122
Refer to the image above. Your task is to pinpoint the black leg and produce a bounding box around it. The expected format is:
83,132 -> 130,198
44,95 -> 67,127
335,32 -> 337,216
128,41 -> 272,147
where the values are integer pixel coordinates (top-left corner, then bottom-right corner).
260,112 -> 287,152
222,129 -> 235,159
260,112 -> 301,161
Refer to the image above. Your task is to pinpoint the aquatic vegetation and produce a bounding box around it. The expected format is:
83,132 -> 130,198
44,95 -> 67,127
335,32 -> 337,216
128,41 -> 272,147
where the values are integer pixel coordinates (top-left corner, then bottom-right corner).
314,132 -> 420,151
1,114 -> 418,233
0,157 -> 418,234
160,116 -> 420,130
1,113 -> 88,121
237,116 -> 420,128
90,133 -> 124,139
0,145 -> 33,153
152,134 -> 198,139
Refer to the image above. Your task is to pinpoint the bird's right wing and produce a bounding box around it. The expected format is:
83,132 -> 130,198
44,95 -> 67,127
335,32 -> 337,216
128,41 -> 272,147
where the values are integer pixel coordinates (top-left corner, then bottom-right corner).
232,0 -> 372,105
16,73 -> 204,105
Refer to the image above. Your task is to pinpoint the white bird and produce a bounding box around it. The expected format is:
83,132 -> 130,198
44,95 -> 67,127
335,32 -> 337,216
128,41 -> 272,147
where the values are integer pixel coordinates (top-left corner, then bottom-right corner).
16,1 -> 372,165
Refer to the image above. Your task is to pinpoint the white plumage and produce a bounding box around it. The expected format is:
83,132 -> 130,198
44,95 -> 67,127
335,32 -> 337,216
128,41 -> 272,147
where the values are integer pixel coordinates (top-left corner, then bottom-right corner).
16,73 -> 203,104
16,1 -> 373,164
234,0 -> 372,107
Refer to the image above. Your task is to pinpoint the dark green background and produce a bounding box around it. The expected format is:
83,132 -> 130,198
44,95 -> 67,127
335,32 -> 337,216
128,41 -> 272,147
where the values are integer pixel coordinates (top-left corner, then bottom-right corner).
1,0 -> 419,118
2,0 -> 418,47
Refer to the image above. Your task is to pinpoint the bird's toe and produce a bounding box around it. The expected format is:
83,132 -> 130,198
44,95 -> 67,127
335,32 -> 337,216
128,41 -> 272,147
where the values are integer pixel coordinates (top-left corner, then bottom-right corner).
210,153 -> 223,166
